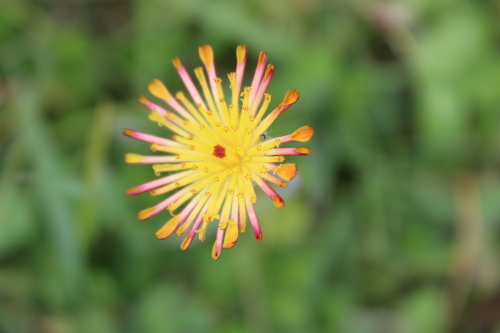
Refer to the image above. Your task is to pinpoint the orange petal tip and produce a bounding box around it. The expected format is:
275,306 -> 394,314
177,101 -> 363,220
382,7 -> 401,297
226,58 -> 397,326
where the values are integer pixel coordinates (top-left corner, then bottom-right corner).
125,153 -> 145,164
283,89 -> 300,105
236,45 -> 246,64
296,147 -> 310,155
272,196 -> 285,209
155,215 -> 180,239
126,187 -> 139,196
222,222 -> 239,249
199,45 -> 214,69
180,234 -> 194,250
275,163 -> 297,181
211,242 -> 221,260
138,207 -> 156,221
148,79 -> 171,101
291,126 -> 314,142
257,50 -> 267,66
264,64 -> 274,79
138,95 -> 150,106
123,129 -> 135,137
172,57 -> 182,71
222,241 -> 237,249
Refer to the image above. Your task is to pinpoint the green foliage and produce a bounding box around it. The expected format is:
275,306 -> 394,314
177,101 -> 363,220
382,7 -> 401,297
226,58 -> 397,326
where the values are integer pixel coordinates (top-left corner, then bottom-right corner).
1,0 -> 500,332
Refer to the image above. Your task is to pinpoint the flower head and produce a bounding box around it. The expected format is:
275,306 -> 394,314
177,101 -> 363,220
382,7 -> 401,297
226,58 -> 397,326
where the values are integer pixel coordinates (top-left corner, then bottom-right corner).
124,45 -> 313,259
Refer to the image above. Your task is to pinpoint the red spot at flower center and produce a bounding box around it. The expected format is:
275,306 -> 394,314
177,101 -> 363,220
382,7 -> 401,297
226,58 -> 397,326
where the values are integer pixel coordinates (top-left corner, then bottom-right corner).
213,145 -> 226,159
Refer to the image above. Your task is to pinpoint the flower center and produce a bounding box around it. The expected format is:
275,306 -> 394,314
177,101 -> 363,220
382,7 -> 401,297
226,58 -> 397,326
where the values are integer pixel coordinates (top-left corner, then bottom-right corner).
213,144 -> 226,159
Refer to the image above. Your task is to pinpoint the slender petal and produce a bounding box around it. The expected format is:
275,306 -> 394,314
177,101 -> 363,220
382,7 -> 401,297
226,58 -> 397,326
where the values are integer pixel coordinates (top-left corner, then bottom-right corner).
212,227 -> 224,259
125,154 -> 180,164
250,64 -> 274,116
235,45 -> 247,94
249,51 -> 267,105
245,196 -> 262,241
172,58 -> 207,109
126,170 -> 198,197
123,129 -> 184,147
265,147 -> 311,156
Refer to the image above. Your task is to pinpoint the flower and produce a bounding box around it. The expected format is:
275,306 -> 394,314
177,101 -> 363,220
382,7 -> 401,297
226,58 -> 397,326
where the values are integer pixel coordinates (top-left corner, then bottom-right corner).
124,45 -> 313,259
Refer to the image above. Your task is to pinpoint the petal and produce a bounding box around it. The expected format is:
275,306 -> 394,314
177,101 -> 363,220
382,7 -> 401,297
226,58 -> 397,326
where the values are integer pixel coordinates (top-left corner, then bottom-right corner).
123,129 -> 183,147
245,196 -> 262,241
235,45 -> 247,95
138,96 -> 168,115
156,191 -> 207,239
249,50 -> 267,105
181,207 -> 207,250
126,170 -> 198,197
250,64 -> 274,116
199,45 -> 220,115
137,187 -> 187,220
155,215 -> 181,239
289,126 -> 314,142
148,79 -> 173,101
212,227 -> 224,260
125,154 -> 179,164
265,147 -> 310,156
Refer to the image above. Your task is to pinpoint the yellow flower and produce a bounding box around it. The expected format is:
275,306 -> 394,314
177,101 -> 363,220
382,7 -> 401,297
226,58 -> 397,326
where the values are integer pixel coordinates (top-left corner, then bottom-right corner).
124,45 -> 313,259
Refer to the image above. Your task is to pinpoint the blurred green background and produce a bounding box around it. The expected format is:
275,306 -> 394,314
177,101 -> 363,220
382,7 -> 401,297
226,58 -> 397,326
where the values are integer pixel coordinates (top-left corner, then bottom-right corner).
2,0 -> 500,332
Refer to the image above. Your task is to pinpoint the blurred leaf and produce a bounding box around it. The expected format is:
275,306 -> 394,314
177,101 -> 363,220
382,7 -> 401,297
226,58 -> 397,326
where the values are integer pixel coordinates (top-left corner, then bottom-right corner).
9,80 -> 84,303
